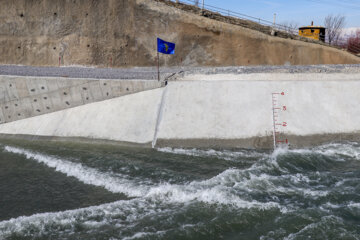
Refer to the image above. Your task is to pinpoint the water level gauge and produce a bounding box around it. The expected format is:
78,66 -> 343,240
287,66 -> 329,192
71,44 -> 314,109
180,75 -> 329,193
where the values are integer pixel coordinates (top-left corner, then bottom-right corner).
272,92 -> 289,149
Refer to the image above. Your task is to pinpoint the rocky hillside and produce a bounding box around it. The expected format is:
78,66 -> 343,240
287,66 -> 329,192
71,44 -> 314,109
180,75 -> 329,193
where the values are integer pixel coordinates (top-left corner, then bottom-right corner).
0,0 -> 359,67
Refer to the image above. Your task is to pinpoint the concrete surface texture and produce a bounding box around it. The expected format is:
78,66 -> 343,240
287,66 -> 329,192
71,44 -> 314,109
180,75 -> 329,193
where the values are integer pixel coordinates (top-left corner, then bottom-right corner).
156,77 -> 360,148
0,88 -> 163,144
0,65 -> 179,80
2,64 -> 360,79
1,70 -> 360,149
0,75 -> 163,124
172,64 -> 360,77
0,0 -> 359,68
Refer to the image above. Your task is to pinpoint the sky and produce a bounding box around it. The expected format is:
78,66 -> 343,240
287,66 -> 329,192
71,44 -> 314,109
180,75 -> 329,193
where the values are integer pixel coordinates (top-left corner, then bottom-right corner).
199,0 -> 360,29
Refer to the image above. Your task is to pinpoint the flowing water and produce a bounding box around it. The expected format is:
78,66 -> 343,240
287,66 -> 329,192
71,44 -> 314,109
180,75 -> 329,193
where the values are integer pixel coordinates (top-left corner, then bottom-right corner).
0,139 -> 360,240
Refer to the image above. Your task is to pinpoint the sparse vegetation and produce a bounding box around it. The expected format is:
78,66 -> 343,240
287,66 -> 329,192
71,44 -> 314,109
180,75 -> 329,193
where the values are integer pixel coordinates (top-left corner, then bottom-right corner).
280,21 -> 299,34
347,30 -> 360,54
324,14 -> 346,44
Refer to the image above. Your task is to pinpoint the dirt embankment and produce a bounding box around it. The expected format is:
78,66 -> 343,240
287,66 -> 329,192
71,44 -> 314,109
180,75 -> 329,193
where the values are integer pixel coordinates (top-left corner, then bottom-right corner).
0,0 -> 359,67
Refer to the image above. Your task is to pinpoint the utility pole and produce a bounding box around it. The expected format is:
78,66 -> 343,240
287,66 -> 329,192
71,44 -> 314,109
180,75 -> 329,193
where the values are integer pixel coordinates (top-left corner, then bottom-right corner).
157,52 -> 160,81
271,13 -> 277,36
202,0 -> 204,10
273,13 -> 276,27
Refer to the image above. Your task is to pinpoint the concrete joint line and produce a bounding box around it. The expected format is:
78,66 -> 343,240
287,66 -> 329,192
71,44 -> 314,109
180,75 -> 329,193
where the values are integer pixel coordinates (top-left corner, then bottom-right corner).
152,85 -> 168,148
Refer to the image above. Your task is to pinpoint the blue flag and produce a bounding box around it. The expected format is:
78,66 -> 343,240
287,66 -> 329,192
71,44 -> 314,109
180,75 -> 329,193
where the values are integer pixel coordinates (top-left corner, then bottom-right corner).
157,38 -> 175,55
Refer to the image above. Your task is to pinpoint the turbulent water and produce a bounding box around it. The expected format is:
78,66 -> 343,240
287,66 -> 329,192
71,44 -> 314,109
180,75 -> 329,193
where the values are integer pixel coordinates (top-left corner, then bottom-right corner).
0,140 -> 360,240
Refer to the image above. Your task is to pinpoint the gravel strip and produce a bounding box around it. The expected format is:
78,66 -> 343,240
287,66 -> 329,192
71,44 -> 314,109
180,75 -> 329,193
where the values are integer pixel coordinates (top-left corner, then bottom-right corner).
0,64 -> 359,80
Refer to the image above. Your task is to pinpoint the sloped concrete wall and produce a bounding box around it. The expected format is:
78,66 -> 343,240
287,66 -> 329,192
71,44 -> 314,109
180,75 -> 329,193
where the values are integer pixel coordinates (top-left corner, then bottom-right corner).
0,88 -> 163,145
156,75 -> 360,148
0,73 -> 360,149
0,75 -> 163,124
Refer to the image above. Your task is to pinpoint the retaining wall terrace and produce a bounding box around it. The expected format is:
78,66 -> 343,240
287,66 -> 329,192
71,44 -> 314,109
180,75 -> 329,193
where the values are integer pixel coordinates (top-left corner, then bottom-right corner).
0,75 -> 163,124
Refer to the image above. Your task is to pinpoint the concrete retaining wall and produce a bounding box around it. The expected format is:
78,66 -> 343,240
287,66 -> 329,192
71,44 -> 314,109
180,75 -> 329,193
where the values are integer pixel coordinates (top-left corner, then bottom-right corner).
156,75 -> 360,148
0,75 -> 163,124
0,88 -> 163,145
1,72 -> 360,149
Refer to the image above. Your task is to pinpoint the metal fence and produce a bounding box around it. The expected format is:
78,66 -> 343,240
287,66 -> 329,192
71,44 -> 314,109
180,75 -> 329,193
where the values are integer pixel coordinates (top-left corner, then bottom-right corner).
169,0 -> 360,55
171,0 -> 298,33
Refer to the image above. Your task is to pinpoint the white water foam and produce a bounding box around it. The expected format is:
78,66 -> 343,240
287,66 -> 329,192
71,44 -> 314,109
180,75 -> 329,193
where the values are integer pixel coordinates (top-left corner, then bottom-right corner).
314,142 -> 360,160
199,168 -> 328,200
4,146 -> 149,197
0,199 -> 168,238
4,146 -> 283,212
3,144 -> 331,213
283,215 -> 346,240
122,231 -> 167,240
0,163 -> 286,238
2,142 -> 360,238
9,141 -> 359,238
5,143 -> 358,238
348,202 -> 360,209
157,147 -> 266,161
145,182 -> 282,211
271,142 -> 360,161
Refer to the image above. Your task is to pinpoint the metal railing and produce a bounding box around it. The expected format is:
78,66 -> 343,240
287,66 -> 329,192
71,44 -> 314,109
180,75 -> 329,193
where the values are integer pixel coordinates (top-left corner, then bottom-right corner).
169,0 -> 360,55
171,0 -> 299,34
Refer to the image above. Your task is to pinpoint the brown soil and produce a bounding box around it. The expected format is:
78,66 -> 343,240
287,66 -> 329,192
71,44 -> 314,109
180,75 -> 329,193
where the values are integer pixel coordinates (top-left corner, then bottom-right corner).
155,0 -> 333,46
0,0 -> 359,67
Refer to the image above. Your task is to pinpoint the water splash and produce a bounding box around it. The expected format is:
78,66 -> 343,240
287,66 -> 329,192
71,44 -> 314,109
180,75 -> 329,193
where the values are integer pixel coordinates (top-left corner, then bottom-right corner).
2,142 -> 360,239
3,146 -> 284,211
157,147 -> 267,161
0,199 -> 164,239
4,146 -> 149,197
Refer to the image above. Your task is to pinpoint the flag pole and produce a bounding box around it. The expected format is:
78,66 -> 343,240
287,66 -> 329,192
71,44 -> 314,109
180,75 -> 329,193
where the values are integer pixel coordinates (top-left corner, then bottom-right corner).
157,51 -> 160,81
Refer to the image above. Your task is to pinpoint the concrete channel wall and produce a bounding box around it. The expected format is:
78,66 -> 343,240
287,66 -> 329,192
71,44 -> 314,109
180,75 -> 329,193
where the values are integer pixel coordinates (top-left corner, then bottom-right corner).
156,74 -> 360,148
0,75 -> 163,124
1,72 -> 360,149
